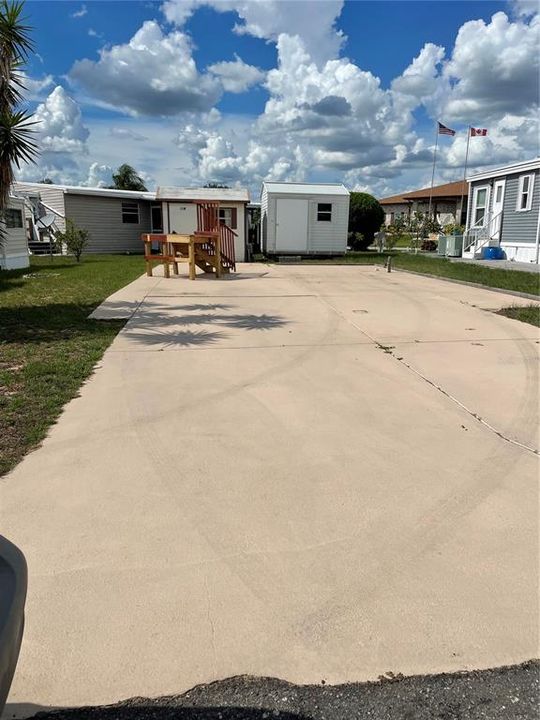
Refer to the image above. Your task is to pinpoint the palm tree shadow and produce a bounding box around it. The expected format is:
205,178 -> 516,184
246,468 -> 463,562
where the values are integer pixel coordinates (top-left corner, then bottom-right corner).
219,314 -> 289,331
124,328 -> 228,348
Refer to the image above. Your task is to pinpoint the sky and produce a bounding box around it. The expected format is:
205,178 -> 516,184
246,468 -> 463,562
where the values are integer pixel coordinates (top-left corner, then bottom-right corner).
18,0 -> 540,198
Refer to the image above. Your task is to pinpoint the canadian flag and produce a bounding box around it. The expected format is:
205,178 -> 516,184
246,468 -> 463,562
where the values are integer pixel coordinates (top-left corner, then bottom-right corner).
470,127 -> 488,136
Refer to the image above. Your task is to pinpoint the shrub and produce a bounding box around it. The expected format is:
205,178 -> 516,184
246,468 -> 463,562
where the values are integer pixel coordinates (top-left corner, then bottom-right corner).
421,239 -> 437,252
443,222 -> 465,235
348,192 -> 384,249
55,219 -> 90,262
348,231 -> 365,251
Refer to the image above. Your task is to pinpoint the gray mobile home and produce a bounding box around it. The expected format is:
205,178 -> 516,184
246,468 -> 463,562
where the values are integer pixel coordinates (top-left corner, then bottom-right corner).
464,158 -> 540,263
261,182 -> 350,255
12,182 -> 251,260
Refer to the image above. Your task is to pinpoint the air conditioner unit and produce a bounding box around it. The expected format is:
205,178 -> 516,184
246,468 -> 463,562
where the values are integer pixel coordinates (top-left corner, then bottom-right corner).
445,235 -> 463,257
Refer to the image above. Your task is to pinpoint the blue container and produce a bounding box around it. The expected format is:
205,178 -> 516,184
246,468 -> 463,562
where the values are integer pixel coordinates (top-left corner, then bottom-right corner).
482,246 -> 505,260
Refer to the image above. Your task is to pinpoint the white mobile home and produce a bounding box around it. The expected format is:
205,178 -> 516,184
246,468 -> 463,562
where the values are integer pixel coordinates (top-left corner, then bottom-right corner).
1,196 -> 29,270
261,182 -> 350,255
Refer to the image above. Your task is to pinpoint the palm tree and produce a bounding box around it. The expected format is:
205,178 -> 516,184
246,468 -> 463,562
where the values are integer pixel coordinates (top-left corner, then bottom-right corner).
110,164 -> 147,191
0,0 -> 38,245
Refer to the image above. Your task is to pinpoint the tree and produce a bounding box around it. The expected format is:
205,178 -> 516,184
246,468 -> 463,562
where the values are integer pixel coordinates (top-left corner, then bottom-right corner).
348,192 -> 384,250
38,177 -> 53,184
110,164 -> 147,191
0,0 -> 38,247
55,218 -> 89,262
204,182 -> 230,188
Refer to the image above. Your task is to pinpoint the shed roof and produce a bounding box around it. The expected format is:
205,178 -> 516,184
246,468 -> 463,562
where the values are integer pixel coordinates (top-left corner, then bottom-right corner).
157,186 -> 250,202
262,182 -> 349,196
379,180 -> 468,205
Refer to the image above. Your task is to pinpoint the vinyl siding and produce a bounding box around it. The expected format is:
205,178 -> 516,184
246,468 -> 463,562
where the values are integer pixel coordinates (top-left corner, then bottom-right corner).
499,170 -> 539,245
263,191 -> 349,254
64,194 -> 151,253
1,198 -> 29,270
13,182 -> 66,231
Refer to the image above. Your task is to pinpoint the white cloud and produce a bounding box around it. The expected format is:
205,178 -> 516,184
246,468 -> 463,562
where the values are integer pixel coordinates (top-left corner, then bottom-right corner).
162,0 -> 346,64
69,20 -> 222,116
108,127 -> 149,141
83,162 -> 113,187
33,86 -> 89,154
88,28 -> 104,39
20,72 -> 55,100
442,11 -> 540,121
208,55 -> 265,93
71,4 -> 87,18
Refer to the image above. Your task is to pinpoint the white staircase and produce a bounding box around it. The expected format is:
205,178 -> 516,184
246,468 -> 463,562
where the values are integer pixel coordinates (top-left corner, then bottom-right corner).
462,211 -> 503,258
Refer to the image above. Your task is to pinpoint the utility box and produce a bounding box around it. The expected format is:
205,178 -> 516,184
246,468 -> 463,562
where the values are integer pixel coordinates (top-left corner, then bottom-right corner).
261,182 -> 350,256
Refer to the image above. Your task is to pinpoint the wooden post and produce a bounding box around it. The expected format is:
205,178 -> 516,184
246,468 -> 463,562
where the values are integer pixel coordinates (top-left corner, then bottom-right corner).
188,238 -> 196,280
214,232 -> 222,279
144,240 -> 152,277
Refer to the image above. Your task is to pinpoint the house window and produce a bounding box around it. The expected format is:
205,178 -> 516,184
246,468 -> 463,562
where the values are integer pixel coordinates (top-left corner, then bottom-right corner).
516,173 -> 534,212
218,207 -> 237,229
473,187 -> 488,225
317,203 -> 332,221
121,201 -> 139,224
4,208 -> 23,228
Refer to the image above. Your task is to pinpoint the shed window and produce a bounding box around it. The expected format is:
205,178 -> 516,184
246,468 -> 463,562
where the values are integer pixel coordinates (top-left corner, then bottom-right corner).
516,173 -> 534,212
317,203 -> 332,221
219,206 -> 237,229
122,201 -> 139,224
4,208 -> 23,228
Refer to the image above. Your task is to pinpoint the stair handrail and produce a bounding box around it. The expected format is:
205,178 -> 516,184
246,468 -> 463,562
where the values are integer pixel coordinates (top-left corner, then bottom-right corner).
463,210 -> 503,254
219,222 -> 237,271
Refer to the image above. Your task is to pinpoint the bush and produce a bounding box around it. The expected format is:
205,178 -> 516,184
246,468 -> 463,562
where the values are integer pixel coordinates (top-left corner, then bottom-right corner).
421,239 -> 438,252
347,231 -> 365,251
443,222 -> 465,236
348,192 -> 384,249
55,219 -> 90,262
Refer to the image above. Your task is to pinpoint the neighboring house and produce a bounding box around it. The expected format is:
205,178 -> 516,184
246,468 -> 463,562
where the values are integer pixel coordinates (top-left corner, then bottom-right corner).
0,196 -> 29,270
379,181 -> 468,227
12,182 -> 251,261
157,186 -> 250,262
261,182 -> 350,255
463,158 -> 540,263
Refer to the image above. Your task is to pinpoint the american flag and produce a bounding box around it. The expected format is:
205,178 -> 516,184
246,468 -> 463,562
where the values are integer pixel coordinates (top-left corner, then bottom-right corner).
438,122 -> 456,136
470,127 -> 488,136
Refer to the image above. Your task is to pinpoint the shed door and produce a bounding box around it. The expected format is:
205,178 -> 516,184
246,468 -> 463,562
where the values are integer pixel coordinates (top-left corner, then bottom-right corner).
276,198 -> 308,252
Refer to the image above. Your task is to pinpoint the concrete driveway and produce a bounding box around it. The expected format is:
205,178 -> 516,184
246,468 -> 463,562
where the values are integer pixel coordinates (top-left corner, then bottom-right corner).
1,264 -> 538,717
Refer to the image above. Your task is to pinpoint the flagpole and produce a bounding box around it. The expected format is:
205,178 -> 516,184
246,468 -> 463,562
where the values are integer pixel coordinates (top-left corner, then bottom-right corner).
459,127 -> 471,226
428,123 -> 439,219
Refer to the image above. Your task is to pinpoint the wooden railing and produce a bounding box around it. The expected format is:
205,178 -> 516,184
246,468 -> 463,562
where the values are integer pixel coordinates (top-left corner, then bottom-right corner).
219,223 -> 236,270
195,202 -> 219,235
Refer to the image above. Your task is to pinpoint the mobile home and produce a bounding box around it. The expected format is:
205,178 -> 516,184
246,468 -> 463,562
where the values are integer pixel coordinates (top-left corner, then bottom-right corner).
261,182 -> 350,256
464,158 -> 540,263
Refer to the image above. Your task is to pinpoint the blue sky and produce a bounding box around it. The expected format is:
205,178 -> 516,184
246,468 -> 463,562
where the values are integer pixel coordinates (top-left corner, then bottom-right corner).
20,0 -> 539,195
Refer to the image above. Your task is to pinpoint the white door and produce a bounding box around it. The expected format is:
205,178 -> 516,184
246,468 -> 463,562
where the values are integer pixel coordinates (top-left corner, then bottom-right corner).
276,198 -> 308,252
491,179 -> 505,241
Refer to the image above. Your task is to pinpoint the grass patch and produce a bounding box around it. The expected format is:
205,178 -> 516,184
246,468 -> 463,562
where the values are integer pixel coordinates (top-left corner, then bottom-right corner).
0,254 -> 144,476
303,252 -> 540,296
497,304 -> 540,327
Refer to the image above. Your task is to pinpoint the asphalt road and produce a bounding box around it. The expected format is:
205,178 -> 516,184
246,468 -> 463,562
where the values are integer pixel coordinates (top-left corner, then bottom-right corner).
20,661 -> 540,720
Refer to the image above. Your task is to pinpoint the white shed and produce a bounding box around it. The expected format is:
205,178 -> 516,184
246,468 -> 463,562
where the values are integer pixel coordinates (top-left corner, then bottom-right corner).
261,182 -> 350,255
1,196 -> 29,270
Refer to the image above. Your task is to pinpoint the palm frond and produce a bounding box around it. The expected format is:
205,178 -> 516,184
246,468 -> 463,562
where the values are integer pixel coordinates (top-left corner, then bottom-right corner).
0,0 -> 34,60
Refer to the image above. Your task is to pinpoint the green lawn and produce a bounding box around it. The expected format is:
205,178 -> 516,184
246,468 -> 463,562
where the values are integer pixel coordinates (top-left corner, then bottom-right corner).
497,304 -> 540,327
0,254 -> 144,476
303,252 -> 540,296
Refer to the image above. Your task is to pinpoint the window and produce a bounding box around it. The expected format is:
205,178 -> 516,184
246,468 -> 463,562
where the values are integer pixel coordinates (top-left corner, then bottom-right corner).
151,204 -> 163,232
317,203 -> 332,221
121,201 -> 139,224
4,208 -> 23,228
218,207 -> 237,229
516,173 -> 534,212
495,185 -> 503,204
473,187 -> 488,225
